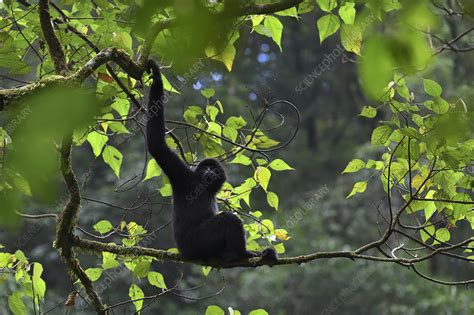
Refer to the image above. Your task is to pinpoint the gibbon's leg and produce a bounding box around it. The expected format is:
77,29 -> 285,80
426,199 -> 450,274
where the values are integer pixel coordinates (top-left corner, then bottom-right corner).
216,212 -> 259,260
185,212 -> 258,261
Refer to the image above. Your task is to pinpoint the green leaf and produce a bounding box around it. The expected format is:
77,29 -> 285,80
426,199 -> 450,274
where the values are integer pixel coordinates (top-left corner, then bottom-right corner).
423,79 -> 442,97
111,98 -> 130,117
317,0 -> 337,12
160,183 -> 172,197
249,310 -> 269,315
148,271 -> 167,289
340,24 -> 362,54
252,15 -> 265,26
102,252 -> 120,269
435,228 -> 450,243
133,260 -> 151,278
223,126 -> 238,142
201,88 -> 215,99
253,24 -> 272,38
103,145 -> 123,177
33,262 -> 43,278
205,305 -> 225,315
269,159 -> 294,171
108,121 -> 129,134
202,266 -> 212,276
206,105 -> 219,121
339,2 -> 356,24
85,268 -> 103,282
255,167 -> 271,192
112,32 -> 133,54
8,292 -> 26,315
87,131 -> 108,157
371,125 -> 392,146
15,250 -> 27,262
317,14 -> 341,43
183,106 -> 203,124
359,106 -> 377,118
342,159 -> 366,173
275,7 -> 298,17
420,225 -> 435,243
0,253 -> 11,267
207,122 -> 222,136
347,181 -> 367,198
93,220 -> 114,234
129,284 -> 144,313
162,74 -> 179,93
264,16 -> 283,51
230,155 -> 252,166
267,191 -> 279,210
424,99 -> 449,114
144,159 -> 162,181
205,32 -> 239,71
33,277 -> 46,300
226,116 -> 247,129
424,202 -> 437,221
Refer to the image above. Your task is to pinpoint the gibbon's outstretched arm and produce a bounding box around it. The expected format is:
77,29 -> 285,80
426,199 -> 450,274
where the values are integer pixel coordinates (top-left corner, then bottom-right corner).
147,60 -> 192,186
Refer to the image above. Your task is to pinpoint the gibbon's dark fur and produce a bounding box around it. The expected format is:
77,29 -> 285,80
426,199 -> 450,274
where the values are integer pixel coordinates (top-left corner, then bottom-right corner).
146,60 -> 277,262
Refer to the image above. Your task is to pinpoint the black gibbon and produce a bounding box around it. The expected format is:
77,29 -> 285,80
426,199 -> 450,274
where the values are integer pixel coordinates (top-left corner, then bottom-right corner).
146,60 -> 277,262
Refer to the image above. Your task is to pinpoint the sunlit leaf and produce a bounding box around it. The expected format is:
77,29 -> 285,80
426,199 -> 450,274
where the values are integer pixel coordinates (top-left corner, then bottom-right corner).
264,16 -> 283,51
144,159 -> 162,181
102,145 -> 123,178
93,220 -> 114,234
342,159 -> 366,173
85,268 -> 103,282
317,14 -> 340,43
206,305 -> 225,315
339,2 -> 356,24
148,271 -> 167,289
269,159 -> 294,171
347,181 -> 367,198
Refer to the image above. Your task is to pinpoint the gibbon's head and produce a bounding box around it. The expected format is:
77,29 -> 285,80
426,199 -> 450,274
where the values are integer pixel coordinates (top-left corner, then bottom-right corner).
195,158 -> 226,194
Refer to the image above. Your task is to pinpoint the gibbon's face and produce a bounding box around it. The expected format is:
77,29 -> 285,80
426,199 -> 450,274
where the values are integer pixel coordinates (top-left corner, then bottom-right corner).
195,159 -> 226,193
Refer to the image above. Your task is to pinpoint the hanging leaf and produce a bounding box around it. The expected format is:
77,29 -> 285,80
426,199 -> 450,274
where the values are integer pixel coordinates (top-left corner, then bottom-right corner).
316,0 -> 337,12
269,159 -> 294,171
93,220 -> 114,234
342,159 -> 366,173
102,145 -> 123,178
148,271 -> 167,289
144,159 -> 162,181
87,131 -> 108,157
347,181 -> 367,198
255,167 -> 271,192
264,16 -> 284,51
317,14 -> 340,43
339,2 -> 356,24
267,191 -> 279,210
129,284 -> 144,313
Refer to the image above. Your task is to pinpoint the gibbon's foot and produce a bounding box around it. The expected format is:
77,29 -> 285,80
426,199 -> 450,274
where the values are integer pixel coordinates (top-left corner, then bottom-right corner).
245,250 -> 261,258
261,248 -> 278,261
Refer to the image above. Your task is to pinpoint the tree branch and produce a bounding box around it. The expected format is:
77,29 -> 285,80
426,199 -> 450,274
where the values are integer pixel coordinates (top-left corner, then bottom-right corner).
0,48 -> 143,109
38,0 -> 68,75
72,234 -> 473,272
37,1 -> 106,311
55,137 -> 106,314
